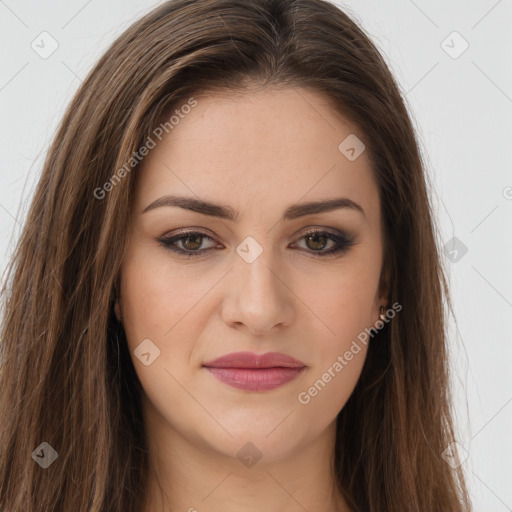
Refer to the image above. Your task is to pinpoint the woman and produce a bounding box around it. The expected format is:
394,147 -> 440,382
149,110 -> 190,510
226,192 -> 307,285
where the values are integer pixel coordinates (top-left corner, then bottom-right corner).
0,0 -> 472,510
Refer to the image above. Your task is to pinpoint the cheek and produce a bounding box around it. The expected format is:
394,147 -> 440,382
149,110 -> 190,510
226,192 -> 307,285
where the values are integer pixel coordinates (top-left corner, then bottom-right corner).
119,256 -> 207,416
295,340 -> 368,439
119,252 -> 223,409
292,262 -> 378,417
293,275 -> 375,424
304,262 -> 380,346
120,253 -> 211,348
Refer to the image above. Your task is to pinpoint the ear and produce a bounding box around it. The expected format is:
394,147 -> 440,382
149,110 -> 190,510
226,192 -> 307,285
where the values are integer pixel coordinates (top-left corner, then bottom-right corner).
114,302 -> 122,322
378,263 -> 391,306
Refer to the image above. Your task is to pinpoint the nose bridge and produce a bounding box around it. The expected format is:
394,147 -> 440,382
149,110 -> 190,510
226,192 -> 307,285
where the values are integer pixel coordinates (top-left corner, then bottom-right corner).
224,234 -> 292,333
236,235 -> 281,303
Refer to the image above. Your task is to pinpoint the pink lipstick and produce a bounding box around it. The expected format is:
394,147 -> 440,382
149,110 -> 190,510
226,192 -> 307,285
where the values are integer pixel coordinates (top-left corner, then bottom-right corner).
202,351 -> 306,391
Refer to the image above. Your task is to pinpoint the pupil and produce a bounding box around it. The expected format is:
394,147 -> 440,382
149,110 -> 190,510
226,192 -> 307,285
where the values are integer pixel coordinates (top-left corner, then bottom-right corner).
183,235 -> 202,250
307,234 -> 327,251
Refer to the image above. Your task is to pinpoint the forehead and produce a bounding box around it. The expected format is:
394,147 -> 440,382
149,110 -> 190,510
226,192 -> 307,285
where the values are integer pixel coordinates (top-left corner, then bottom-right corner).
135,86 -> 380,223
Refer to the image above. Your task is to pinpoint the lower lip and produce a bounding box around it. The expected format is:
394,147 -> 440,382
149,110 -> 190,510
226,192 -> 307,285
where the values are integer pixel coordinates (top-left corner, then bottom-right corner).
204,366 -> 305,391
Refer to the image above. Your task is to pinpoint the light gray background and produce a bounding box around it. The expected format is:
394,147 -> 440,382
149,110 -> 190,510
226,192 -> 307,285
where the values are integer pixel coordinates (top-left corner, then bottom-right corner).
1,1 -> 511,510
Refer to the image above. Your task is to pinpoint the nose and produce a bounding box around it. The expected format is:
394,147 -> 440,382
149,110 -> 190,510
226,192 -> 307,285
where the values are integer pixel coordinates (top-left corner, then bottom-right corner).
220,247 -> 295,336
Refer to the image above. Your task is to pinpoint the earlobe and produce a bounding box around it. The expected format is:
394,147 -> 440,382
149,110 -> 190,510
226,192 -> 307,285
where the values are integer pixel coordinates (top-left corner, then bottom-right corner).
114,302 -> 122,323
377,265 -> 391,322
379,263 -> 391,304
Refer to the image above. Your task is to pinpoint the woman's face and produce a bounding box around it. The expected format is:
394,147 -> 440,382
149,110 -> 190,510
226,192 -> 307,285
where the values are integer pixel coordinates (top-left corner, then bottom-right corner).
119,86 -> 386,464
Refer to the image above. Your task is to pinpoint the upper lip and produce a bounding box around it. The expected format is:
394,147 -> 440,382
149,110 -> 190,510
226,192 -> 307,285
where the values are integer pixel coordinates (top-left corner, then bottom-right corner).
203,351 -> 306,369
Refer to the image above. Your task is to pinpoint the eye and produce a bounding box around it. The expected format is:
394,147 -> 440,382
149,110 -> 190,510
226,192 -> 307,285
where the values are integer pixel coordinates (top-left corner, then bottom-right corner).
157,228 -> 354,258
290,228 -> 354,257
157,230 -> 219,257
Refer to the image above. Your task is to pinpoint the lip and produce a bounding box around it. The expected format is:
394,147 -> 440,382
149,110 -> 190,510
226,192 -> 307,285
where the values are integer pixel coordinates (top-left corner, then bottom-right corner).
203,351 -> 306,369
202,351 -> 306,391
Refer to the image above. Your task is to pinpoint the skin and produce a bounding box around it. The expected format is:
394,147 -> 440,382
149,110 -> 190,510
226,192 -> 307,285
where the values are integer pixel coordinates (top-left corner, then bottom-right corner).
117,85 -> 388,512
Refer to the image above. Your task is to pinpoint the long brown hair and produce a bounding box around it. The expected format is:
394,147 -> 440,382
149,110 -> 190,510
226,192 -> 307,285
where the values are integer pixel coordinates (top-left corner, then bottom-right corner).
0,0 -> 472,510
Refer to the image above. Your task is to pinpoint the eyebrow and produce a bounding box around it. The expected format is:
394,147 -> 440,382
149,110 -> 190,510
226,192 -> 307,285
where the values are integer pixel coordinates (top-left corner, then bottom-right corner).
142,195 -> 366,221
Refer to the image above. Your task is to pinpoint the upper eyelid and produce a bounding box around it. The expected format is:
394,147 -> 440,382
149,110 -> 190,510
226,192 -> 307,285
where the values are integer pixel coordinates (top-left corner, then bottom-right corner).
160,226 -> 349,243
158,227 -> 353,252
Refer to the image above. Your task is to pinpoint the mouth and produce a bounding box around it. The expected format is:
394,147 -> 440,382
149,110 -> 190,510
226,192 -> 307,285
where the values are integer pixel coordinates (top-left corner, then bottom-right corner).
202,351 -> 306,391
203,366 -> 306,391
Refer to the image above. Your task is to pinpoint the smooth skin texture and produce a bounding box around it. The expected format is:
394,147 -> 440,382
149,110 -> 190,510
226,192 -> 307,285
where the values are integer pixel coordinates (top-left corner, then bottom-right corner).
118,86 -> 388,512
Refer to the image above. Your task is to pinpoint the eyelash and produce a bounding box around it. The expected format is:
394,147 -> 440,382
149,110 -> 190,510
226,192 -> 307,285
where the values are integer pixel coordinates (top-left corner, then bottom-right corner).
156,228 -> 354,258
